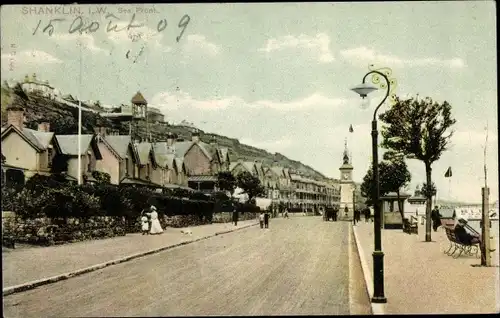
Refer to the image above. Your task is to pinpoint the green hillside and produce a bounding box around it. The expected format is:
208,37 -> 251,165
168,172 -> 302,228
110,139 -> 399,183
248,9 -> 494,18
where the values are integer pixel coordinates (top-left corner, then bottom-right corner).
1,84 -> 326,179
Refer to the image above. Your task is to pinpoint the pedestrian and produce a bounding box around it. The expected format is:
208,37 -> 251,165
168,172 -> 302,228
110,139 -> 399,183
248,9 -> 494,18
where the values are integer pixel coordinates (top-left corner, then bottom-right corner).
140,211 -> 149,235
356,209 -> 361,223
232,206 -> 239,226
333,206 -> 338,222
147,205 -> 164,235
431,205 -> 442,232
284,208 -> 289,219
264,212 -> 270,228
364,207 -> 370,223
259,212 -> 265,228
353,209 -> 358,226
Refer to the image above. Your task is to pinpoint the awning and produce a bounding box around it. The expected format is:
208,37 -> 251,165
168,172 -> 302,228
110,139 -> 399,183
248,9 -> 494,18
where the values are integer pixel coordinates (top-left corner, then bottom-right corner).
163,183 -> 195,191
120,177 -> 159,187
1,164 -> 28,171
188,175 -> 217,182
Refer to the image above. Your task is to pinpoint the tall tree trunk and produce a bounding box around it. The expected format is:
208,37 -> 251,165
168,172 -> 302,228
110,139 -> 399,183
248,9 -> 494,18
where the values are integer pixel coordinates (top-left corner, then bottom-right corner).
397,188 -> 404,230
425,162 -> 433,242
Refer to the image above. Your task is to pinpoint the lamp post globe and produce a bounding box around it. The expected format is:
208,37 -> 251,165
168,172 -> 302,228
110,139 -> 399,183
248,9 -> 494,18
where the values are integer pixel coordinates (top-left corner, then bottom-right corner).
351,82 -> 378,98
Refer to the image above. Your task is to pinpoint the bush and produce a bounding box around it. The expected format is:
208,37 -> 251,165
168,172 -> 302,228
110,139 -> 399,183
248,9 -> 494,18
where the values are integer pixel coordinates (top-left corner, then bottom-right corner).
15,188 -> 56,219
237,203 -> 260,213
1,187 -> 17,211
91,171 -> 111,184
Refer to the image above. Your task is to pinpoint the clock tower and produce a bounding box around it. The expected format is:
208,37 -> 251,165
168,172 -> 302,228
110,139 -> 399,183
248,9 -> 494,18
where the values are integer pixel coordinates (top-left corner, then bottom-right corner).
339,139 -> 355,219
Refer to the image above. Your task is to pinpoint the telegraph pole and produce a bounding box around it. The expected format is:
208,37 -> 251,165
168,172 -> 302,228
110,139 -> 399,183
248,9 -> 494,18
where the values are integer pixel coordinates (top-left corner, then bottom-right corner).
481,121 -> 491,266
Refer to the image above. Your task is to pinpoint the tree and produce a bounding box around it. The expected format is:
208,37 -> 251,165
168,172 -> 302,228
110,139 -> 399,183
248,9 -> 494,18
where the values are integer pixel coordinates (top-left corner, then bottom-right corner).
236,171 -> 265,203
215,171 -> 237,197
360,158 -> 411,222
384,154 -> 412,221
379,96 -> 456,241
421,182 -> 437,199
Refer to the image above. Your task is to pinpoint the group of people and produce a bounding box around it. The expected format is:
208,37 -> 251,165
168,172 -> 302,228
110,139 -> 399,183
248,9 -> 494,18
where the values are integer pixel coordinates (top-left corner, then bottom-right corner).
353,207 -> 372,225
140,205 -> 164,235
259,212 -> 270,229
430,205 -> 481,246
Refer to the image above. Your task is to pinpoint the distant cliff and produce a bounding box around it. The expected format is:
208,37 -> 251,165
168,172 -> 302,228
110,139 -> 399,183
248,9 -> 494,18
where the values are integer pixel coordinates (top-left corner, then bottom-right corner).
1,84 -> 326,179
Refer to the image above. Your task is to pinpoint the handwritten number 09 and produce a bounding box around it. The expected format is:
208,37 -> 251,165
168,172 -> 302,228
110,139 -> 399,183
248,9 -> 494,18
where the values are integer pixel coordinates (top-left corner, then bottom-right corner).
176,14 -> 190,43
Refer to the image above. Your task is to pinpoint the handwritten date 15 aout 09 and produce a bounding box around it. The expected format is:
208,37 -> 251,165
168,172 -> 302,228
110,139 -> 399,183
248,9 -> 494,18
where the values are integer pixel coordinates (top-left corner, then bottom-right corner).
32,13 -> 190,43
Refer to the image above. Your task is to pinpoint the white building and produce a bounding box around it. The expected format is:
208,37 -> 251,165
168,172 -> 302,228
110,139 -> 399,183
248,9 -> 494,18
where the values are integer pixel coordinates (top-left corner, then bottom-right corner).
21,73 -> 58,99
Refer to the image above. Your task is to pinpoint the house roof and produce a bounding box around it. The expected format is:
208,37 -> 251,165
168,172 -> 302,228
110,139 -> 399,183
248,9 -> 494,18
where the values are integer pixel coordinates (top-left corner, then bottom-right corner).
230,161 -> 256,174
218,148 -> 229,163
1,124 -> 54,152
174,158 -> 185,172
103,135 -> 132,159
152,142 -> 176,169
270,166 -> 284,177
381,192 -> 412,199
135,142 -> 152,165
131,91 -> 147,105
55,135 -> 94,155
242,161 -> 257,174
170,141 -> 215,162
254,161 -> 264,174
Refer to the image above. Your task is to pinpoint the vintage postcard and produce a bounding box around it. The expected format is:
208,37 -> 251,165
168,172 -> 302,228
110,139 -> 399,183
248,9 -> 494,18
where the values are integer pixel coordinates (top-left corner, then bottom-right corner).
1,2 -> 498,316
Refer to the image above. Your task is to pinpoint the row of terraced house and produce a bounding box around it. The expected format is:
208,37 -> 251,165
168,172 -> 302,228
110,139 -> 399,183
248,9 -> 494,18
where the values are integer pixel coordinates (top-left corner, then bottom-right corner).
1,93 -> 341,211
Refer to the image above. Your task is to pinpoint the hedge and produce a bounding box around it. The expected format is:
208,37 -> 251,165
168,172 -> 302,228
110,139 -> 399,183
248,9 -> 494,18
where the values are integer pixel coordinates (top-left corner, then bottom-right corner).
4,174 -> 215,220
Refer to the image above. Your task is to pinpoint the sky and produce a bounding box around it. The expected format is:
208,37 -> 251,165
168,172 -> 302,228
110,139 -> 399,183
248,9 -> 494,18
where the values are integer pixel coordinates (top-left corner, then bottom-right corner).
0,2 -> 497,203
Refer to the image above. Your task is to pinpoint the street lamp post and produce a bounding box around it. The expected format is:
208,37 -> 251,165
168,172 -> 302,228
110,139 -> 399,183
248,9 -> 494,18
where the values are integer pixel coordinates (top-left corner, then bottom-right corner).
351,67 -> 394,304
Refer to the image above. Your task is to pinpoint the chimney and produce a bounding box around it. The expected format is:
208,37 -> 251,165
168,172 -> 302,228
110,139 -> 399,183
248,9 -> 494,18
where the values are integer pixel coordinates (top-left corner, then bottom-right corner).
7,101 -> 25,130
167,132 -> 175,146
37,122 -> 51,132
191,131 -> 200,143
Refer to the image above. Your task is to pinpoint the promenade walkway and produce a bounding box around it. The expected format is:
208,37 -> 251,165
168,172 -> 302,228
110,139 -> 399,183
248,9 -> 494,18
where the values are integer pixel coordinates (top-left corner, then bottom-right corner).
353,221 -> 499,314
2,220 -> 258,291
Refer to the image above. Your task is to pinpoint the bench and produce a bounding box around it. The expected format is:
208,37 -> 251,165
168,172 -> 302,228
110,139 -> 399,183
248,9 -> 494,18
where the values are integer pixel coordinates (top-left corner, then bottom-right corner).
443,226 -> 480,259
402,218 -> 418,235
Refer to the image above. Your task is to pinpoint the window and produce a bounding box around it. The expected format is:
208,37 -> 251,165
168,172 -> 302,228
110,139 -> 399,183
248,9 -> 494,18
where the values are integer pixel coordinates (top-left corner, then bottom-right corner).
87,153 -> 92,172
47,147 -> 53,168
125,158 -> 129,176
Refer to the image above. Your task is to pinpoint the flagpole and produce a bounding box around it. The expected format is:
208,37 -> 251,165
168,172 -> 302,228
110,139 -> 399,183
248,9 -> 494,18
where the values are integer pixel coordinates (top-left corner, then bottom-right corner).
77,38 -> 82,186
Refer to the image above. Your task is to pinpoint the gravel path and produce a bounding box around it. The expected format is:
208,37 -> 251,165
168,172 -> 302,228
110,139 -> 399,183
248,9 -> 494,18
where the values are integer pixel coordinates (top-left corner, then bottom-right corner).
3,217 -> 365,317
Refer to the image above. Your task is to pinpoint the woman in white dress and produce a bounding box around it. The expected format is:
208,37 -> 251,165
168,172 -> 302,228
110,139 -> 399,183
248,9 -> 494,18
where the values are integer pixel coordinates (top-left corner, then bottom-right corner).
147,206 -> 164,235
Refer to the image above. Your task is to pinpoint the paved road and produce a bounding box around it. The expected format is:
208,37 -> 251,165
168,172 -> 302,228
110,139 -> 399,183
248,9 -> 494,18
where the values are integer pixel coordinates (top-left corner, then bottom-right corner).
3,217 -> 369,317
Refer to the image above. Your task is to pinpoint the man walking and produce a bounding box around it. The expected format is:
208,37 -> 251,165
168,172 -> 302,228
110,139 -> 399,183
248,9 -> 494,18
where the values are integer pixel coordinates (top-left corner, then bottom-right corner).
264,212 -> 270,229
363,207 -> 370,222
232,206 -> 239,226
431,205 -> 442,232
259,212 -> 265,229
333,206 -> 338,222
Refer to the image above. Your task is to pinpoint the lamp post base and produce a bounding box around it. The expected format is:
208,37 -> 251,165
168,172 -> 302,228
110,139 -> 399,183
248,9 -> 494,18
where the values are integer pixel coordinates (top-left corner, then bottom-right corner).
371,296 -> 388,303
372,250 -> 387,303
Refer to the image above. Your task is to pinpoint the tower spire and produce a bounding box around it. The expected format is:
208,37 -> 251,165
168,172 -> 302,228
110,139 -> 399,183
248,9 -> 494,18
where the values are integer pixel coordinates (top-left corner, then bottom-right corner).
343,138 -> 350,165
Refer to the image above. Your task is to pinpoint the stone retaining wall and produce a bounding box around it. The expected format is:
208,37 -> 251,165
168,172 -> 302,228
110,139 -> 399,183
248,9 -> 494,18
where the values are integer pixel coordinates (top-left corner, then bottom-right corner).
2,211 -> 126,245
212,212 -> 258,223
2,211 -> 259,245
